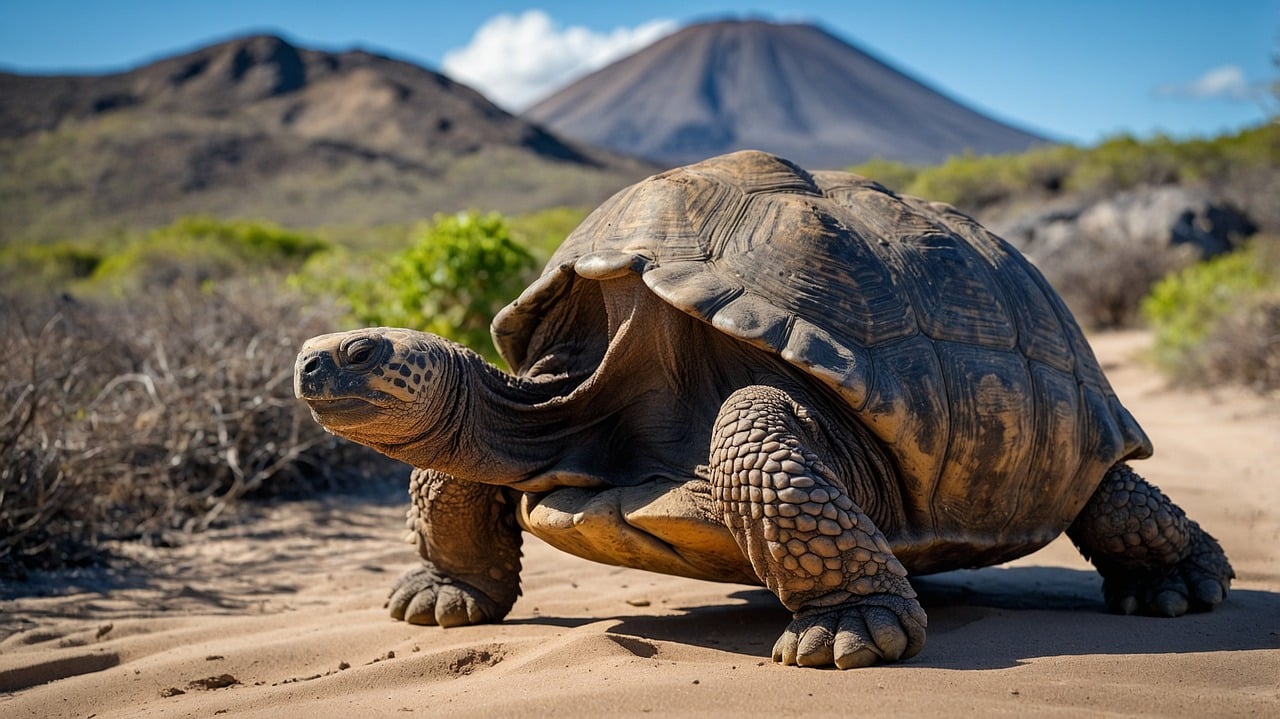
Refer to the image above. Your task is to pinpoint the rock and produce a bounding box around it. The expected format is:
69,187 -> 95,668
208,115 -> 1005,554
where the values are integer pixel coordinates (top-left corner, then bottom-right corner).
988,185 -> 1257,269
985,186 -> 1258,328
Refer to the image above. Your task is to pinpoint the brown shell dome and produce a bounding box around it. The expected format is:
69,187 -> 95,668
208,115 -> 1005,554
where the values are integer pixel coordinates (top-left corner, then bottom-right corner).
494,151 -> 1150,558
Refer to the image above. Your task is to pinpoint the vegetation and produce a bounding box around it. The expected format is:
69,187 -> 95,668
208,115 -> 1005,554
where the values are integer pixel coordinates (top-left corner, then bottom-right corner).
508,205 -> 591,262
1048,240 -> 1190,332
0,240 -> 106,290
851,123 -> 1279,332
294,211 -> 542,363
0,216 -> 331,297
351,211 -> 539,361
1142,237 -> 1280,391
850,123 -> 1280,214
1,209 -> 577,577
1,281 -> 395,578
88,216 -> 330,294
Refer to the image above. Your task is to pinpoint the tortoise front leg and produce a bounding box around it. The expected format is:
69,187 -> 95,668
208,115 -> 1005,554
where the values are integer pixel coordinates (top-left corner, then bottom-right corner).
709,386 -> 926,669
389,468 -> 523,627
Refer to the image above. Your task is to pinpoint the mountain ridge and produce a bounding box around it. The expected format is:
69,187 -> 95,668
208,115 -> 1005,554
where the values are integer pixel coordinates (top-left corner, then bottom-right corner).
0,34 -> 654,243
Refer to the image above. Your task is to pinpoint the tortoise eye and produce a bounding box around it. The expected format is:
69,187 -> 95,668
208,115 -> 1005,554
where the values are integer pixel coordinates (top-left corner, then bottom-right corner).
339,336 -> 381,368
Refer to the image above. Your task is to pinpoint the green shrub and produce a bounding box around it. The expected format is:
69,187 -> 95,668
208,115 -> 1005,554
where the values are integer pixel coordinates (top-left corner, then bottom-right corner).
844,123 -> 1279,214
1016,143 -> 1085,193
901,150 -> 1026,208
1195,293 -> 1280,391
1065,133 -> 1181,193
344,211 -> 539,362
1141,238 -> 1280,386
0,241 -> 105,292
160,215 -> 329,260
87,216 -> 329,294
846,158 -> 920,193
507,205 -> 589,262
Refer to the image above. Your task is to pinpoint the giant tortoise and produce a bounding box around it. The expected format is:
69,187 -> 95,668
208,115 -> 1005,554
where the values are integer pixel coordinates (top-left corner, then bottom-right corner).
294,151 -> 1232,669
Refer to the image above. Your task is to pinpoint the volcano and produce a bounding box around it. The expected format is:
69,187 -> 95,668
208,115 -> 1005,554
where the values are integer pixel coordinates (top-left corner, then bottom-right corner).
524,19 -> 1046,169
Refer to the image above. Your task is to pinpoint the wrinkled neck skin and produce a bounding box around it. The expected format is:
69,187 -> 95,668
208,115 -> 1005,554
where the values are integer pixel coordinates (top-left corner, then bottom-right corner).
370,341 -> 580,488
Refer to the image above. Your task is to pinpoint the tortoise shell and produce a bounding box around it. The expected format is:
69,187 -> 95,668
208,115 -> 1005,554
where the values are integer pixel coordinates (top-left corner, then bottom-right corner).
493,150 -> 1151,567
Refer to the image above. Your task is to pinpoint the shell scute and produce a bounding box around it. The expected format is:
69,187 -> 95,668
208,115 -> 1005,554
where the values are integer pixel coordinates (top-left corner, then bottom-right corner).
689,152 -> 822,197
858,335 -> 950,528
932,341 -> 1036,534
780,319 -> 872,412
916,201 -> 1076,373
891,232 -> 1018,350
647,262 -> 744,319
707,292 -> 794,349
1022,362 -> 1088,529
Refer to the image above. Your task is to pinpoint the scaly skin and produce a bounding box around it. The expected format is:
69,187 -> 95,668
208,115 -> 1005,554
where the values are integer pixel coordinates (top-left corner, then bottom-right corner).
1067,463 -> 1233,617
709,385 -> 926,669
388,468 -> 523,627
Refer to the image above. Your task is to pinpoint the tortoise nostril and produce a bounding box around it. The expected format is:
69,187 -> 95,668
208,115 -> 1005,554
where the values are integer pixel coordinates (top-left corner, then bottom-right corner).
302,355 -> 321,375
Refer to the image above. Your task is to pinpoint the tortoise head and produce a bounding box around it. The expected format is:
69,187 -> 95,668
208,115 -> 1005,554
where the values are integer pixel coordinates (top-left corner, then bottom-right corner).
294,328 -> 463,455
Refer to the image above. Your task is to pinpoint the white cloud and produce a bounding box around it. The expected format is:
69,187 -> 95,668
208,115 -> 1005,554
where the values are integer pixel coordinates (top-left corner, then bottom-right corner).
1156,65 -> 1253,101
442,10 -> 677,112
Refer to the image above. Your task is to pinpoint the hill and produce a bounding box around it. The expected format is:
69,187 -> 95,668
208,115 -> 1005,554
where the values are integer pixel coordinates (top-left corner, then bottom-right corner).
0,35 -> 655,243
524,19 -> 1046,169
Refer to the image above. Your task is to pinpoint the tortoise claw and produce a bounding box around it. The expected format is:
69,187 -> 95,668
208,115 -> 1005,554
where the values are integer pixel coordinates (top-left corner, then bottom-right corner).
388,562 -> 504,627
773,594 -> 926,669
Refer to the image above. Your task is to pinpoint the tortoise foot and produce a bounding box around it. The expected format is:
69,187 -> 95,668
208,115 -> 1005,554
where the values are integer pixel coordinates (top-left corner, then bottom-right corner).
1070,464 -> 1233,617
773,594 -> 927,669
388,562 -> 508,627
1100,527 -> 1233,617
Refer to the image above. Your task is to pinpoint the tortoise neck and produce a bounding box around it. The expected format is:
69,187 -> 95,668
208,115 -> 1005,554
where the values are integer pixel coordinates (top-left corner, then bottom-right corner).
394,343 -> 578,486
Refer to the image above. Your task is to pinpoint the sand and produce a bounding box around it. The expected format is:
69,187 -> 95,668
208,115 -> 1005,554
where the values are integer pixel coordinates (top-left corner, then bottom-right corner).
2,330 -> 1277,718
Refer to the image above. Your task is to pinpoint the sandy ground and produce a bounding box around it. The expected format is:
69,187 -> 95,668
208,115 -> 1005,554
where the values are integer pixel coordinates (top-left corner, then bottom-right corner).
1,330 -> 1277,718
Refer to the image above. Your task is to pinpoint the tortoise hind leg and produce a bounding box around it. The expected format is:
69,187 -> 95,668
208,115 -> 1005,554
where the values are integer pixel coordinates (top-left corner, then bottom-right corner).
709,385 -> 926,669
1067,463 -> 1233,617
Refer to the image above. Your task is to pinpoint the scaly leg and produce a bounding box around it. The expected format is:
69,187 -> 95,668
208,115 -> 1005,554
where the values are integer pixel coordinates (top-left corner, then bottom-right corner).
388,468 -> 523,627
709,385 -> 925,669
1067,463 -> 1233,617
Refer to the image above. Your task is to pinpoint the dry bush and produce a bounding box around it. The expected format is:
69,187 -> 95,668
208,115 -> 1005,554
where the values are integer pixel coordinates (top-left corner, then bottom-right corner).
1194,295 -> 1280,392
0,282 -> 397,578
1,297 -> 131,571
1042,241 -> 1191,330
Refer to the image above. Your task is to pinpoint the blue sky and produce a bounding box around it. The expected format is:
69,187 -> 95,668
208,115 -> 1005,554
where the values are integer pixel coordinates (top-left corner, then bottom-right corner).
0,1 -> 1274,145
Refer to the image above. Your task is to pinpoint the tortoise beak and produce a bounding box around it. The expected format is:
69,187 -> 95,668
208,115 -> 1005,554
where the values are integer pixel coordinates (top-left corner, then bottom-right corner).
295,338 -> 373,403
295,331 -> 382,400
295,344 -> 384,430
